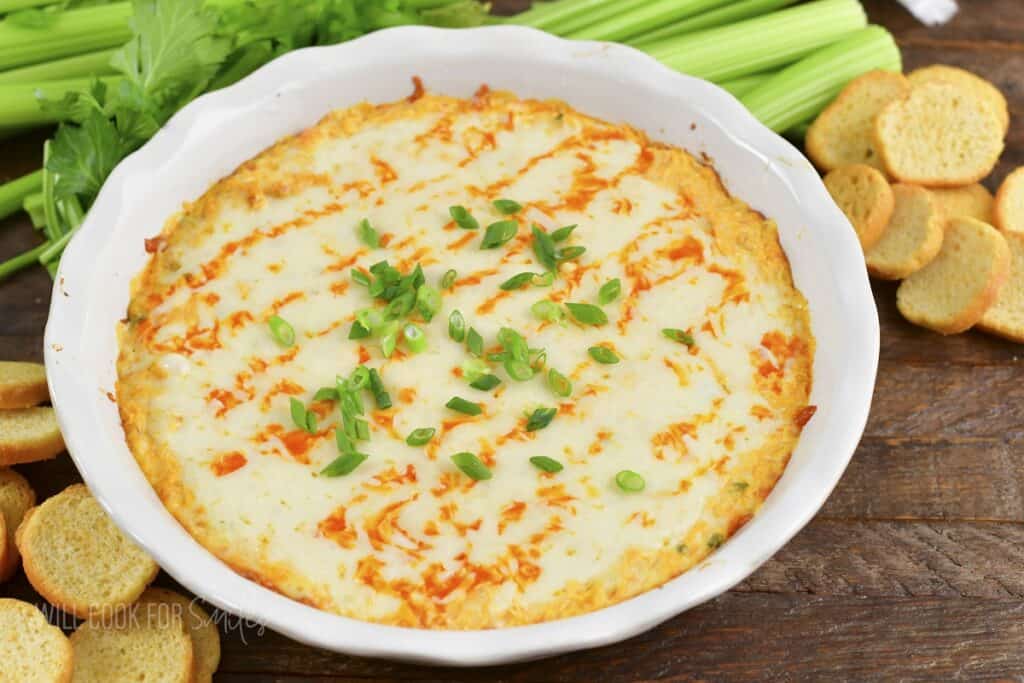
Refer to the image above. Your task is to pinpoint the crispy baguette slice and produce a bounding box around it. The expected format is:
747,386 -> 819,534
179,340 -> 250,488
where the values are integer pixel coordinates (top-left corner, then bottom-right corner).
897,217 -> 1011,334
875,82 -> 1004,187
70,603 -> 194,683
806,70 -> 910,173
17,484 -> 159,619
138,588 -> 221,683
823,164 -> 894,250
930,183 -> 994,228
0,407 -> 65,466
994,167 -> 1024,235
0,361 -> 49,410
907,64 -> 1010,134
866,184 -> 944,280
0,467 -> 36,582
979,232 -> 1024,343
0,598 -> 74,683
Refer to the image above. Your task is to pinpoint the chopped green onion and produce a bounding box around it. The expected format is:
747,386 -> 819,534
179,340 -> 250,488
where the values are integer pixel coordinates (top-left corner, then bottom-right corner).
415,285 -> 442,321
354,418 -> 370,441
449,310 -> 467,342
481,220 -> 519,249
615,470 -> 646,492
441,269 -> 458,289
356,308 -> 385,334
267,315 -> 295,347
708,533 -> 725,549
531,300 -> 564,323
732,481 -> 750,492
532,271 -> 555,287
566,302 -> 608,326
469,374 -> 502,391
406,427 -> 436,447
335,426 -> 354,454
662,328 -> 696,346
351,269 -> 371,287
530,349 -> 547,371
313,387 -> 340,402
461,358 -> 490,382
379,320 -> 400,358
531,224 -> 557,271
530,456 -> 564,473
348,321 -> 371,340
556,245 -> 586,261
487,352 -> 508,363
525,407 -> 557,432
451,452 -> 492,481
547,369 -> 572,397
349,366 -> 371,390
321,451 -> 369,477
446,396 -> 482,416
550,224 -> 577,242
466,328 -> 484,357
384,291 -> 416,320
358,218 -> 380,248
449,205 -> 479,230
500,272 -> 536,291
403,323 -> 427,353
598,278 -> 621,305
504,358 -> 534,381
289,397 -> 317,434
492,198 -> 522,214
368,369 -> 392,409
588,346 -> 619,364
497,327 -> 529,359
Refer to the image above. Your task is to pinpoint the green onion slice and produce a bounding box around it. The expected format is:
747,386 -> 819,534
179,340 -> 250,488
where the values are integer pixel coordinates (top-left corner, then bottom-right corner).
469,374 -> 502,391
446,396 -> 482,416
499,272 -> 536,291
504,358 -> 534,381
566,302 -> 608,326
358,218 -> 380,248
449,205 -> 479,230
289,397 -> 317,434
267,315 -> 296,347
481,220 -> 518,249
588,346 -> 619,364
530,224 -> 557,271
530,456 -> 563,473
615,470 -> 645,492
403,323 -> 427,354
466,327 -> 484,357
662,328 -> 696,346
379,320 -> 400,358
448,309 -> 466,342
415,285 -> 442,322
348,320 -> 371,340
368,369 -> 392,409
547,368 -> 572,397
556,245 -> 586,261
451,452 -> 492,481
525,406 -> 556,432
441,269 -> 458,289
598,278 -> 621,305
461,358 -> 489,382
313,387 -> 340,402
708,533 -> 724,549
492,198 -> 522,214
550,224 -> 577,242
349,366 -> 371,390
351,269 -> 371,287
531,300 -> 563,323
406,427 -> 436,447
321,451 -> 369,477
532,271 -> 555,287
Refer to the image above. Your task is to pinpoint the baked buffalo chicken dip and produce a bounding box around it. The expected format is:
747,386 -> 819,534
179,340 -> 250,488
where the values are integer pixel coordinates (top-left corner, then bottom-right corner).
117,83 -> 815,629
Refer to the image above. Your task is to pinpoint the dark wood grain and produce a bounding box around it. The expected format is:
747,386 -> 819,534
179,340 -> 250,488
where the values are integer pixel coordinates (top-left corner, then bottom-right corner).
1,1 -> 1023,680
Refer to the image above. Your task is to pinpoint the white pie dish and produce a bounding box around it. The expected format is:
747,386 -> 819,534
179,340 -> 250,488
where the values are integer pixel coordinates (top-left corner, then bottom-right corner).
44,25 -> 878,666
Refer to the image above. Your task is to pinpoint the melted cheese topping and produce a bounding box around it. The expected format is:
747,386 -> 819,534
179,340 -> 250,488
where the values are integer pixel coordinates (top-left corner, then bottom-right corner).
117,86 -> 814,629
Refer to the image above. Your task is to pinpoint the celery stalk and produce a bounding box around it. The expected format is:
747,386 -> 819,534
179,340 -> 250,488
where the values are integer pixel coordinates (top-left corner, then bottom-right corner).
0,48 -> 116,84
23,190 -> 45,228
504,0 -> 615,31
649,0 -> 867,83
0,76 -> 119,128
550,0 -> 649,36
0,3 -> 132,70
741,26 -> 901,133
629,0 -> 798,48
719,72 -> 777,99
0,0 -> 57,12
0,169 -> 41,221
0,240 -> 49,280
566,0 -> 734,42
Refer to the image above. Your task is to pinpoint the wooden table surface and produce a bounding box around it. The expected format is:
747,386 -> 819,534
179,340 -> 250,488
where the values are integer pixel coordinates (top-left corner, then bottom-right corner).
3,1 -> 1023,680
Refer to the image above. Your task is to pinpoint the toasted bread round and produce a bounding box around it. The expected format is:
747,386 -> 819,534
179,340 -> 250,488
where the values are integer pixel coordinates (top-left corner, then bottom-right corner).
994,167 -> 1024,235
930,183 -> 994,227
138,588 -> 221,683
17,484 -> 159,619
907,64 -> 1009,135
0,407 -> 65,466
897,217 -> 1011,334
978,232 -> 1024,343
70,604 -> 194,683
875,82 -> 1004,187
0,361 -> 49,410
866,184 -> 944,280
0,467 -> 37,582
806,70 -> 910,173
823,164 -> 895,250
0,598 -> 74,683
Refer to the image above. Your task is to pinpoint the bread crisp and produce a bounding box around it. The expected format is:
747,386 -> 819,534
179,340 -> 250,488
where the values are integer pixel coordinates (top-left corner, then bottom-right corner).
866,184 -> 943,280
907,64 -> 1010,134
978,232 -> 1024,343
0,467 -> 36,582
806,70 -> 909,173
16,484 -> 159,619
0,407 -> 65,466
897,217 -> 1011,334
0,361 -> 49,410
70,604 -> 194,683
930,183 -> 994,227
875,82 -> 1004,187
0,598 -> 74,683
138,588 -> 221,683
823,164 -> 895,250
994,167 -> 1024,235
